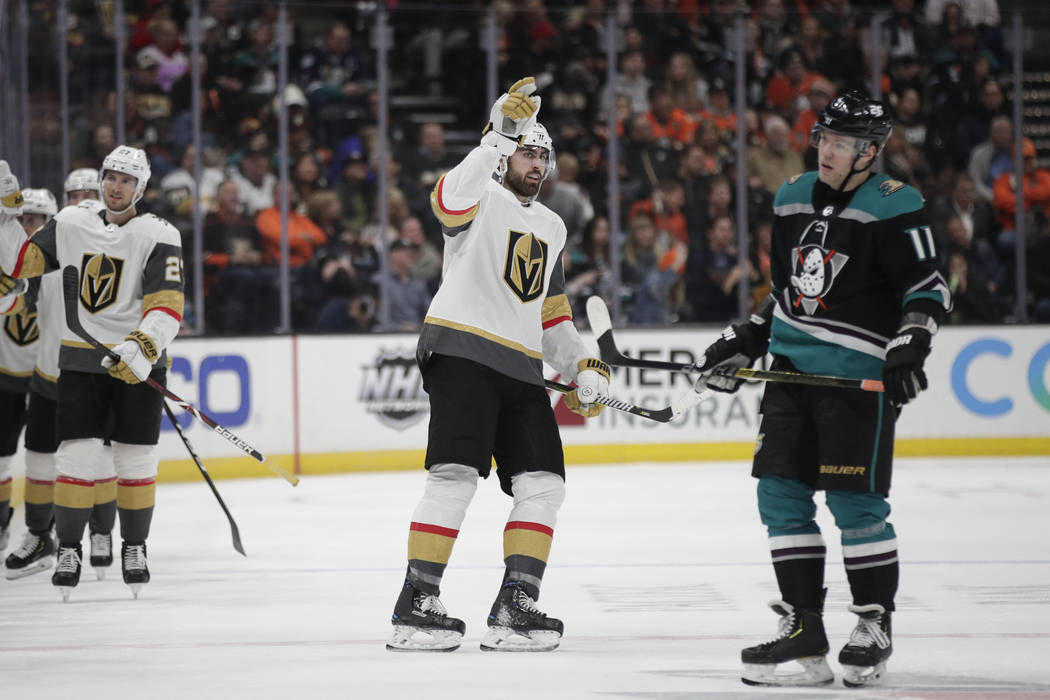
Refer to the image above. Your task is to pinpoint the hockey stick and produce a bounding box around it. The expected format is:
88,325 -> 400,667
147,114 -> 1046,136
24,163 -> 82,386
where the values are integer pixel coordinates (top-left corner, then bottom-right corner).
544,379 -> 709,423
162,400 -> 246,556
61,266 -> 299,486
585,296 -> 885,393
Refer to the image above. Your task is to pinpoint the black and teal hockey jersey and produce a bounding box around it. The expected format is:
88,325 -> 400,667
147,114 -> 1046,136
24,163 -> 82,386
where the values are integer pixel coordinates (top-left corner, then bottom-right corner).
767,171 -> 951,380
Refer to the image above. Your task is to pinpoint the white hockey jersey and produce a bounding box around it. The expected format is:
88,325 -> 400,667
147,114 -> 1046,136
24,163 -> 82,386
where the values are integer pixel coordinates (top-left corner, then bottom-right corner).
0,200 -> 184,374
0,279 -> 39,393
421,144 -> 587,386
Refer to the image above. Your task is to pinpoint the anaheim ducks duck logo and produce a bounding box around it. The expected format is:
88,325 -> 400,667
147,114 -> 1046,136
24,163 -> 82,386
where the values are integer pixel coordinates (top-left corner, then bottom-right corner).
789,220 -> 848,314
503,230 -> 548,303
80,253 -> 125,313
4,306 -> 38,346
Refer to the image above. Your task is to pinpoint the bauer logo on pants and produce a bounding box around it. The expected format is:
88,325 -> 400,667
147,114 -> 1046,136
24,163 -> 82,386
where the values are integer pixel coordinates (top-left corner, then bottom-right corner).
358,348 -> 429,430
80,253 -> 125,313
503,230 -> 548,303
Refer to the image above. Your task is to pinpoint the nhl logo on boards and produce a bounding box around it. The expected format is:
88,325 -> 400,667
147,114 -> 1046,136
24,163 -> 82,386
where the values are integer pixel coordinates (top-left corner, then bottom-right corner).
80,252 -> 125,313
358,348 -> 429,430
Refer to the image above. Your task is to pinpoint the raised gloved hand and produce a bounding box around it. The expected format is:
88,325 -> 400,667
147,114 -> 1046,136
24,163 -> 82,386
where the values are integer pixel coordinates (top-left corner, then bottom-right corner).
564,358 -> 610,418
481,77 -> 541,155
101,329 -> 158,384
0,161 -> 24,216
693,319 -> 770,394
882,315 -> 935,407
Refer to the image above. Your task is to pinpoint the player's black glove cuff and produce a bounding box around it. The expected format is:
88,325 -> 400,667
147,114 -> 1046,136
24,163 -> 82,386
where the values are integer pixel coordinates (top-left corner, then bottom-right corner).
693,320 -> 770,394
882,327 -> 932,407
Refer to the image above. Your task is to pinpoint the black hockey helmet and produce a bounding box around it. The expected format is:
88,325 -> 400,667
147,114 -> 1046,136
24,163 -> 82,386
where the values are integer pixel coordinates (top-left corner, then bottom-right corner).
810,89 -> 892,157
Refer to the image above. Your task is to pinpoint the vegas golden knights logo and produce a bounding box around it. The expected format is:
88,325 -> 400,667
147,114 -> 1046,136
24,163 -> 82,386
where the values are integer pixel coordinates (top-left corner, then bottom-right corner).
502,230 -> 548,303
80,253 -> 125,313
4,307 -> 39,346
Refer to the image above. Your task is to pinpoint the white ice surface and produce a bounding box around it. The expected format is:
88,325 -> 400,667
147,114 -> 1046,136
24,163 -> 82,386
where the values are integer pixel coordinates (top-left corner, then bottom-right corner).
2,457 -> 1048,699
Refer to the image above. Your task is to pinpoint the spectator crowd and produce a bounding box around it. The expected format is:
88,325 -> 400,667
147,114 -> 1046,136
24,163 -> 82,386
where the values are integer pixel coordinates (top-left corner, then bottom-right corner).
19,0 -> 1050,333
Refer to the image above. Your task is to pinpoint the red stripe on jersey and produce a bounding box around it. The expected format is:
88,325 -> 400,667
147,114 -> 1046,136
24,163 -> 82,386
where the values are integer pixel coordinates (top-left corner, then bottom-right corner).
117,477 -> 156,487
143,306 -> 183,323
542,316 -> 571,329
11,240 -> 31,278
26,478 -> 55,486
435,176 -> 476,216
504,521 -> 554,537
410,522 -> 460,538
0,477 -> 11,485
57,476 -> 95,488
94,476 -> 117,484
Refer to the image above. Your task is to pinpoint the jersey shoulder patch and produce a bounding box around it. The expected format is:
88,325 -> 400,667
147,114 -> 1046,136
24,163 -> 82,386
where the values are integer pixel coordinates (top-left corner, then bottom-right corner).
847,173 -> 925,220
774,172 -> 818,208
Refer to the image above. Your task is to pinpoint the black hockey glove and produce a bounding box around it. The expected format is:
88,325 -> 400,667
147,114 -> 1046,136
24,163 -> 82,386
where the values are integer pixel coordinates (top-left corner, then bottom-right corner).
693,318 -> 771,394
882,323 -> 933,407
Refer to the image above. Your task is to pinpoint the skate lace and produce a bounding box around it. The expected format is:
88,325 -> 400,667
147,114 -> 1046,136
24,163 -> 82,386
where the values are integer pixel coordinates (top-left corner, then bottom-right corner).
123,544 -> 147,571
11,532 -> 43,558
55,547 -> 81,574
419,594 -> 448,618
771,611 -> 797,642
90,532 -> 111,554
848,615 -> 890,650
514,589 -> 545,617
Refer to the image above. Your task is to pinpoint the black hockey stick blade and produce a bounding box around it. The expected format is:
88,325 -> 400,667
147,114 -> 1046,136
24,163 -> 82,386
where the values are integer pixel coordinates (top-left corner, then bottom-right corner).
545,379 -> 708,423
586,296 -> 693,372
585,295 -> 884,393
163,400 -> 246,556
61,266 -> 299,486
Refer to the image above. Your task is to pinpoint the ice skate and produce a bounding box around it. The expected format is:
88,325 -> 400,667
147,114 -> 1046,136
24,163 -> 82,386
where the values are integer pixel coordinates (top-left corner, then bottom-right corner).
741,600 -> 834,686
5,530 -> 56,579
0,506 -> 11,551
480,581 -> 563,652
52,544 -> 83,602
839,604 -> 892,687
387,578 -> 465,652
89,530 -> 113,580
121,541 -> 150,599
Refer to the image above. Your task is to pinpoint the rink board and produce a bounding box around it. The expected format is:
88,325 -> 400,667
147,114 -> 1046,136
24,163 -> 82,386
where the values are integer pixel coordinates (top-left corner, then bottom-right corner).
6,325 -> 1050,496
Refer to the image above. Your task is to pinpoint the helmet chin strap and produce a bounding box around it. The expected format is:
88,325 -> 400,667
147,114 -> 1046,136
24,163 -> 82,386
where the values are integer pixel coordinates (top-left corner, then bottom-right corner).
835,147 -> 876,194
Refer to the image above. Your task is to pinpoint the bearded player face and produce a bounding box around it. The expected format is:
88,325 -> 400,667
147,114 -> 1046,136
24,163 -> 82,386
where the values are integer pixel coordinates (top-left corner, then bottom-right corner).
504,146 -> 549,199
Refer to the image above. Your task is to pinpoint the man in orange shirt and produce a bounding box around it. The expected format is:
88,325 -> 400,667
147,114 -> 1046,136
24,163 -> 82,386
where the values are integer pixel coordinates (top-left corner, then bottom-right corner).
992,138 -> 1050,240
255,182 -> 328,267
628,179 -> 689,245
644,85 -> 695,147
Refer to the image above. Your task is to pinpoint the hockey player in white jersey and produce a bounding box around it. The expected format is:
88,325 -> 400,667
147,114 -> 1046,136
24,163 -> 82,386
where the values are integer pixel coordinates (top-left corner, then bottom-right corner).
387,78 -> 611,653
0,189 -> 49,557
0,147 -> 184,600
4,174 -> 119,581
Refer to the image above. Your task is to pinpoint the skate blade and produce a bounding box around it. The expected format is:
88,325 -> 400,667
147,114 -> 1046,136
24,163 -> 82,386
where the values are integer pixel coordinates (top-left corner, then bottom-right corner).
842,661 -> 887,687
128,583 -> 145,599
58,586 -> 73,602
386,625 -> 462,652
742,657 -> 834,687
5,559 -> 54,580
93,566 -> 108,581
480,626 -> 561,652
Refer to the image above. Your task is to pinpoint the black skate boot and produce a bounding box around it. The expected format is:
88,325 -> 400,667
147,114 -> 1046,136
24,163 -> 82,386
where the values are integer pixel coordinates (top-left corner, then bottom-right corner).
121,541 -> 150,599
480,580 -> 564,652
52,543 -> 83,602
741,600 -> 834,686
89,530 -> 113,580
0,506 -> 12,551
839,604 -> 892,687
387,578 -> 465,652
5,530 -> 56,580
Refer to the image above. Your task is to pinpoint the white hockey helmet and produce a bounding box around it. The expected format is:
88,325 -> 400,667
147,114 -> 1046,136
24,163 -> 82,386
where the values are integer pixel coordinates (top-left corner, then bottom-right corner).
497,122 -> 556,202
20,188 -> 58,218
100,145 -> 151,212
64,167 -> 101,203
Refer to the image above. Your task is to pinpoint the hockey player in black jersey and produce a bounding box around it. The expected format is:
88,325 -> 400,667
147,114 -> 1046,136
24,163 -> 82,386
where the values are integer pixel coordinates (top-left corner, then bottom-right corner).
693,90 -> 951,687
